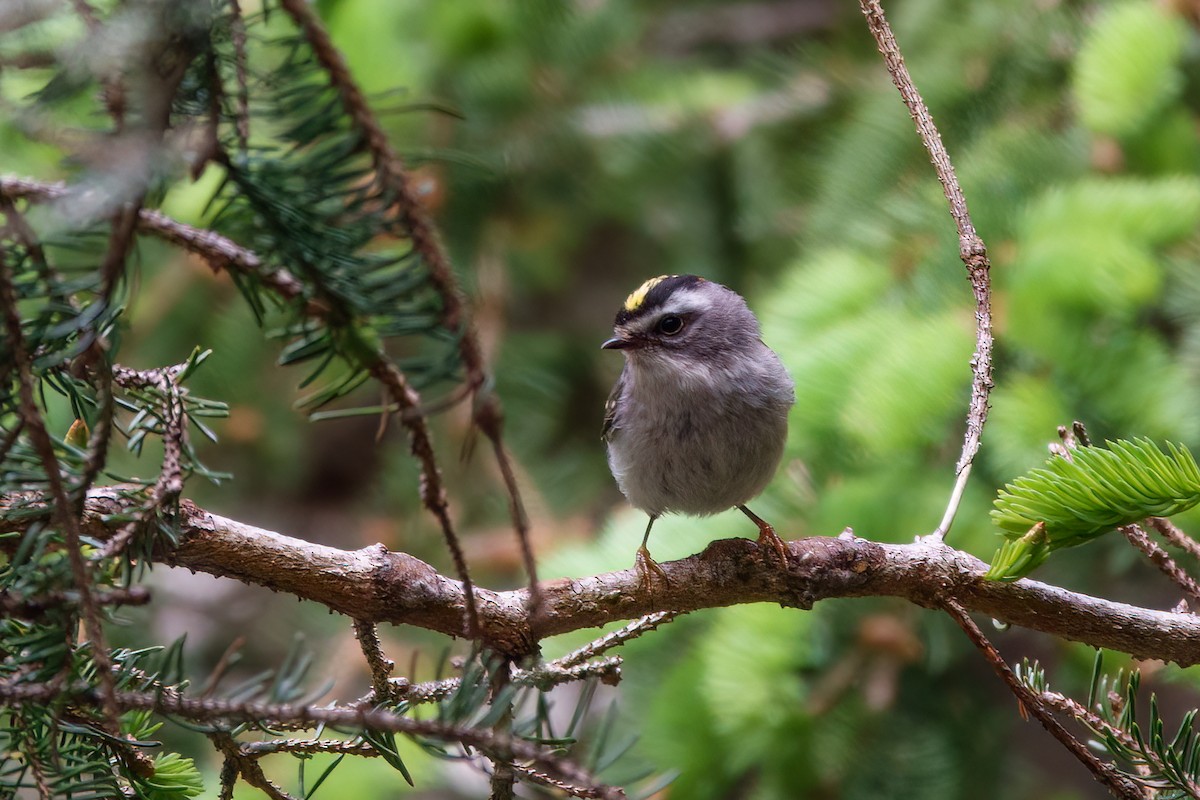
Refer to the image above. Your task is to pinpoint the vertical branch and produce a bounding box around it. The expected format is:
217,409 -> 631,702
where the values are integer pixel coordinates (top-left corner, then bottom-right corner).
98,364 -> 188,559
68,0 -> 126,129
942,599 -> 1143,799
0,248 -> 119,726
226,0 -> 251,155
476,396 -> 540,617
488,659 -> 517,800
368,361 -> 479,638
276,0 -> 539,617
858,0 -> 994,540
352,619 -> 395,702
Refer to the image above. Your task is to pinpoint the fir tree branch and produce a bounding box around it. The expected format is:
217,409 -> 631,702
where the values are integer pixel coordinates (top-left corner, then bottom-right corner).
1119,522 -> 1200,608
1036,690 -> 1200,797
8,488 -> 1200,666
274,0 -> 485,395
555,612 -> 679,669
0,586 -> 150,619
0,177 -> 307,302
942,599 -> 1142,799
0,679 -> 626,800
240,738 -> 380,758
358,653 -> 622,709
1149,516 -> 1200,564
0,178 -> 532,637
1,174 -> 489,639
274,0 -> 538,615
511,764 -> 614,800
858,0 -> 994,540
97,362 -> 190,559
211,731 -> 300,800
0,246 -> 120,727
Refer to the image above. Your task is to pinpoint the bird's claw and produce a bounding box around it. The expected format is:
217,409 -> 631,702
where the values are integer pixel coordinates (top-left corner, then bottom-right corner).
635,545 -> 670,592
756,523 -> 789,566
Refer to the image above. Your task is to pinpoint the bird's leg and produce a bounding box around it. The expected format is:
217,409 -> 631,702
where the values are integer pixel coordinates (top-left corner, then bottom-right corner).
739,505 -> 789,564
635,515 -> 669,591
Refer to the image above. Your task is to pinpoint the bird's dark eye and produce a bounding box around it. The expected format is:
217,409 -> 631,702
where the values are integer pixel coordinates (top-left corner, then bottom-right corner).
657,315 -> 684,335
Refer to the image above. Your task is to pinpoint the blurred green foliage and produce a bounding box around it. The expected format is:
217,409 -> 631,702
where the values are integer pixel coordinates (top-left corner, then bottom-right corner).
7,0 -> 1200,797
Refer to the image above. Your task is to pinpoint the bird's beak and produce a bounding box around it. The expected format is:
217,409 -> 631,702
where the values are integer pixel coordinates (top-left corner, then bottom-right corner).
602,336 -> 631,350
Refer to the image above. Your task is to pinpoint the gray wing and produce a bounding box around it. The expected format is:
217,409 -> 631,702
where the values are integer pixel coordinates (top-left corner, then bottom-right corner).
601,368 -> 626,442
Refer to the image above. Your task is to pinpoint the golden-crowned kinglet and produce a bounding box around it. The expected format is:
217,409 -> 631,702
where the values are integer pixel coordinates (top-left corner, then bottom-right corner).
602,275 -> 795,583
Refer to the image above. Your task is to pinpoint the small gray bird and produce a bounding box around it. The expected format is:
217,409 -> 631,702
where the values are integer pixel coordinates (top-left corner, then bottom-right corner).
602,274 -> 795,583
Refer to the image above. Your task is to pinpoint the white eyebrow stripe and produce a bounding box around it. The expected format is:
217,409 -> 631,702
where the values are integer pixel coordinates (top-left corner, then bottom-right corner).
659,287 -> 712,316
619,286 -> 713,335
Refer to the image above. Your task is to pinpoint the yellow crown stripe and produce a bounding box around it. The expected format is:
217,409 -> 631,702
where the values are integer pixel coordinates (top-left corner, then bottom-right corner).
623,275 -> 673,312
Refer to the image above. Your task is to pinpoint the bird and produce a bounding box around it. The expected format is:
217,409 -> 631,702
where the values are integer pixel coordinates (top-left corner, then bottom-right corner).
601,274 -> 795,585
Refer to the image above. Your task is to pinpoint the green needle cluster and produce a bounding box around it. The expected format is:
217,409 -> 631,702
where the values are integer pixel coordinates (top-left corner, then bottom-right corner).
987,438 -> 1200,580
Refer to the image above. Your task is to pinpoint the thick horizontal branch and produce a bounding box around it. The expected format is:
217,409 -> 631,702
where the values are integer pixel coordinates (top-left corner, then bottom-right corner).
4,488 -> 1200,664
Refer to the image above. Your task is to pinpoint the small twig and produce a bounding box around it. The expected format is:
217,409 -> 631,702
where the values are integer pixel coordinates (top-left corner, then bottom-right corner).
358,654 -> 623,709
217,756 -> 238,800
1119,523 -> 1200,609
226,0 -> 250,154
0,177 -> 308,302
1040,689 -> 1200,798
0,194 -> 67,302
68,0 -> 126,129
0,586 -> 150,619
368,361 -> 479,639
556,612 -> 680,669
20,729 -> 52,800
941,598 -> 1142,799
240,738 -> 379,758
352,619 -> 395,702
520,657 -> 623,691
201,636 -> 246,699
211,731 -> 300,800
475,395 -> 541,617
369,676 -> 460,707
511,764 -> 614,800
97,363 -> 190,560
488,658 -> 517,800
858,0 -> 994,541
276,0 -> 532,638
1148,517 -> 1200,564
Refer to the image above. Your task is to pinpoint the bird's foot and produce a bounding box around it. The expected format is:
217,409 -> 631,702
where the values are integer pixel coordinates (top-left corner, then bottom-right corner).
755,523 -> 789,566
635,545 -> 670,592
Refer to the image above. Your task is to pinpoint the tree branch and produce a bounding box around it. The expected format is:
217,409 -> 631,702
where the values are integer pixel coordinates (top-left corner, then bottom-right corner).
6,489 -> 1200,665
858,0 -> 994,539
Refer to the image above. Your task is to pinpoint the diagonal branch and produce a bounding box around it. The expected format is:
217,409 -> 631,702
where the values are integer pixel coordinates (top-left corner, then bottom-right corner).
942,599 -> 1142,799
858,0 -> 994,540
271,0 -> 538,612
1119,522 -> 1200,609
7,489 -> 1200,666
